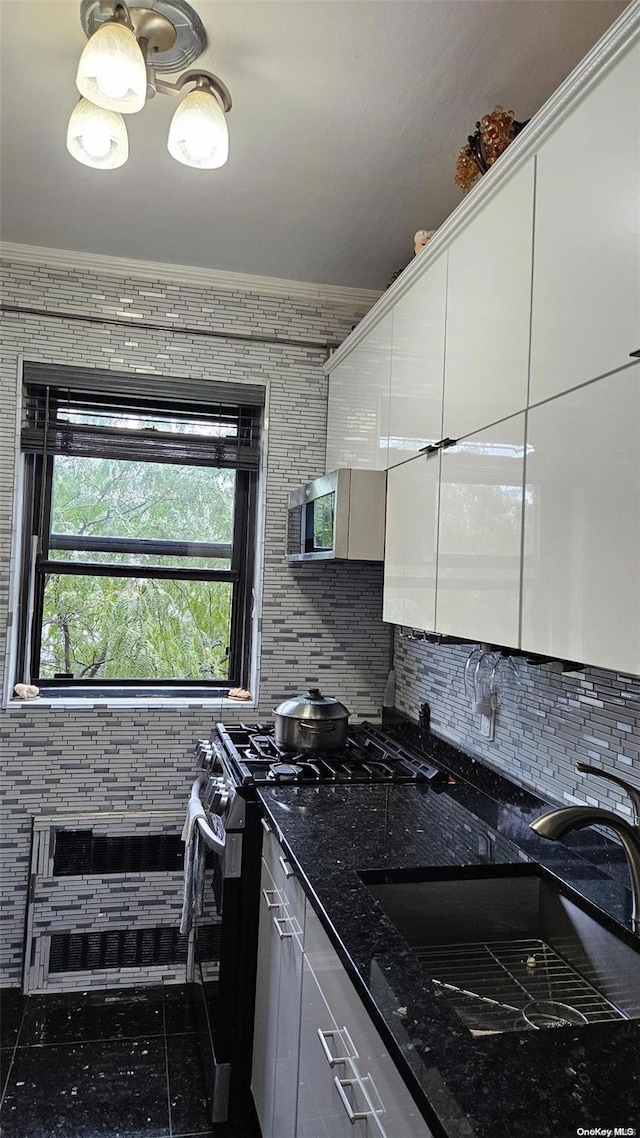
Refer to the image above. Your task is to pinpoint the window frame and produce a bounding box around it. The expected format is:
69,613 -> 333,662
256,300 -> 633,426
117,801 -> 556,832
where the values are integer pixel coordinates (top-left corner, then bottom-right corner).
15,381 -> 260,694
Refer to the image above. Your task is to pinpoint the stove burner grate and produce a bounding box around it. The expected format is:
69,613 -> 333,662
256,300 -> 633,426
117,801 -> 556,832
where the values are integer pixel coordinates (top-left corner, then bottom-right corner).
218,721 -> 450,787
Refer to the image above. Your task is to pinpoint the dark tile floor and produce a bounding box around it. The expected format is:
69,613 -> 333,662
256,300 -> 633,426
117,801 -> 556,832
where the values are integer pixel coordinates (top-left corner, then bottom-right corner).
0,983 -> 261,1138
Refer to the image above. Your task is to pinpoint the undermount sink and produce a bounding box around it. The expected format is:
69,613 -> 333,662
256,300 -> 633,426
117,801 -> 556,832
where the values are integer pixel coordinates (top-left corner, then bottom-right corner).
360,863 -> 640,1036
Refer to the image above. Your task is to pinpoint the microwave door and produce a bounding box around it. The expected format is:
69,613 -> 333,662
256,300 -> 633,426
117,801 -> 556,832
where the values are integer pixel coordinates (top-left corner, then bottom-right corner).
304,492 -> 335,554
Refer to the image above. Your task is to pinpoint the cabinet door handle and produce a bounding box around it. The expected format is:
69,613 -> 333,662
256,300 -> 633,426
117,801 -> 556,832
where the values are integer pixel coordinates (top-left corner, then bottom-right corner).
279,854 -> 294,879
261,817 -> 273,835
317,1028 -> 348,1067
262,888 -> 281,910
419,437 -> 458,456
273,916 -> 293,939
333,1076 -> 372,1123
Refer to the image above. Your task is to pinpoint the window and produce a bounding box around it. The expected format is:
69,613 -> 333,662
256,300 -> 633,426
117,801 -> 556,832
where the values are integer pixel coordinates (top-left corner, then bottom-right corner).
15,365 -> 263,694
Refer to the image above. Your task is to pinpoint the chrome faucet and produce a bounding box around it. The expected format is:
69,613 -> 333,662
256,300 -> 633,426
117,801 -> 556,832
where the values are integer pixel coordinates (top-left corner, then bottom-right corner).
530,763 -> 640,935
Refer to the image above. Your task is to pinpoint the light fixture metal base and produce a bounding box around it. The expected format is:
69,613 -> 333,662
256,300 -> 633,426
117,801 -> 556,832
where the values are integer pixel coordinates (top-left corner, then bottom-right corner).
80,0 -> 207,73
129,8 -> 176,53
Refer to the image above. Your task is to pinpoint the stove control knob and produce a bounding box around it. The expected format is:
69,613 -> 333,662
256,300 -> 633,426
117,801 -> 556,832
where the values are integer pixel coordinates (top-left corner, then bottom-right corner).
211,789 -> 229,814
204,777 -> 223,806
195,740 -> 213,770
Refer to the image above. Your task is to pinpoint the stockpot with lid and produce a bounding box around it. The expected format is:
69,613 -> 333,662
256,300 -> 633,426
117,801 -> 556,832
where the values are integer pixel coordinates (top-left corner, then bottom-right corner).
273,687 -> 350,753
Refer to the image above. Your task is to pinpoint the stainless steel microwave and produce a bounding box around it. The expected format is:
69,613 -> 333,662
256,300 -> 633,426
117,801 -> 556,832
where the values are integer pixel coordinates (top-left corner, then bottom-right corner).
286,468 -> 386,562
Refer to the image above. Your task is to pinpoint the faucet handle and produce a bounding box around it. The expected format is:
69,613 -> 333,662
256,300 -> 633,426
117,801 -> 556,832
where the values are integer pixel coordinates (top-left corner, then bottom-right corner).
576,762 -> 640,827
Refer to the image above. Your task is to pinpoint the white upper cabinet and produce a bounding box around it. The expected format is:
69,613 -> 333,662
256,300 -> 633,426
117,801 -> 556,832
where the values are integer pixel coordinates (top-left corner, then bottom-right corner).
529,44 -> 640,405
436,415 -> 526,648
383,453 -> 440,632
387,254 -> 447,467
442,160 -> 535,442
522,368 -> 640,674
326,315 -> 392,472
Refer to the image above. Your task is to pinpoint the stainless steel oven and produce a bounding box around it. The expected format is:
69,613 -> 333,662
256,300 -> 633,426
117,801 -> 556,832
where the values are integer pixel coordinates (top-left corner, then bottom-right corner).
185,741 -> 263,1127
185,721 -> 448,1126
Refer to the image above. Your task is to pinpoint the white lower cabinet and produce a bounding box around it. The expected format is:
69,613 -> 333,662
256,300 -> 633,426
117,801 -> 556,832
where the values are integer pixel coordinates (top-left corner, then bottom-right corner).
383,452 -> 440,631
521,367 -> 640,674
297,957 -> 377,1138
252,828 -> 433,1138
251,858 -> 283,1138
273,859 -> 305,1138
301,903 -> 433,1138
251,843 -> 306,1138
436,415 -> 526,648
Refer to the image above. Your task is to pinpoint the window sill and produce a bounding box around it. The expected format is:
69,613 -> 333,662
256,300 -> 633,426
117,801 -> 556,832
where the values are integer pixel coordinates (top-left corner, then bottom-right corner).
4,695 -> 256,712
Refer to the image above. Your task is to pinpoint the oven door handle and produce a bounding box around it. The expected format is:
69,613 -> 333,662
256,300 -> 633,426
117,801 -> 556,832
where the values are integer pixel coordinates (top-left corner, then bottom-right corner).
188,777 -> 227,858
195,815 -> 226,858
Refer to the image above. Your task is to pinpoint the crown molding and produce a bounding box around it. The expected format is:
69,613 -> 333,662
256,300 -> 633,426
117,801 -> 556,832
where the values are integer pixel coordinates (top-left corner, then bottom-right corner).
0,242 -> 381,309
324,0 -> 640,373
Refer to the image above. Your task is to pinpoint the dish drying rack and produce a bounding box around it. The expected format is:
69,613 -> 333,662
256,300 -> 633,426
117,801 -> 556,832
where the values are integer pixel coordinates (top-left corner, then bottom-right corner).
416,938 -> 627,1034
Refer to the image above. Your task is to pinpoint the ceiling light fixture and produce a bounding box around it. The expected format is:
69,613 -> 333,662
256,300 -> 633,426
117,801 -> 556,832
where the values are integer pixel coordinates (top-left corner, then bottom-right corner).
167,72 -> 231,169
67,0 -> 232,171
67,97 -> 129,168
76,5 -> 147,113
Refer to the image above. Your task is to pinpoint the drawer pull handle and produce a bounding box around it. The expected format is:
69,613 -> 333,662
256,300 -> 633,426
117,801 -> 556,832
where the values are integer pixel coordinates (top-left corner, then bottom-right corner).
279,854 -> 294,879
317,1028 -> 348,1067
273,916 -> 292,939
261,817 -> 273,835
333,1076 -> 372,1123
262,888 -> 281,910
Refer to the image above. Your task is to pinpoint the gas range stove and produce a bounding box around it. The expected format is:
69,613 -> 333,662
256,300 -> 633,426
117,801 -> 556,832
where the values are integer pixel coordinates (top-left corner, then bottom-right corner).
187,719 -> 452,1125
211,721 -> 450,788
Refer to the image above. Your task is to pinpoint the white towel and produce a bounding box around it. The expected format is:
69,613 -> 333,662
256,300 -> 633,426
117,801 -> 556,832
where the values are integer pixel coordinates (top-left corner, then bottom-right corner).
181,792 -> 207,843
180,782 -> 208,937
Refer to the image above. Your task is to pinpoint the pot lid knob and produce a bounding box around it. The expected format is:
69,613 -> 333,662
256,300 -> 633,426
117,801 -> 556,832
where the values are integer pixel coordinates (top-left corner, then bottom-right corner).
307,687 -> 322,698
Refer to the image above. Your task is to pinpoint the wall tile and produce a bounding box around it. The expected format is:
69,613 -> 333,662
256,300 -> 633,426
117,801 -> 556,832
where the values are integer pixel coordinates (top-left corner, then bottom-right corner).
0,256 -> 387,986
394,633 -> 640,819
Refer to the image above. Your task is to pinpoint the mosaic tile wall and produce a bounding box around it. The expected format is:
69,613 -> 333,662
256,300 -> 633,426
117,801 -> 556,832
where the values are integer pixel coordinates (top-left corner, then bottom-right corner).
0,254 -> 388,987
394,633 -> 640,820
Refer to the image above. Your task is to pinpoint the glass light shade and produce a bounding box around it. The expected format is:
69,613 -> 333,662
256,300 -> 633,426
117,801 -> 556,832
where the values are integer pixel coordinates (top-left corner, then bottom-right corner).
66,98 -> 128,169
76,20 -> 147,113
168,88 -> 229,169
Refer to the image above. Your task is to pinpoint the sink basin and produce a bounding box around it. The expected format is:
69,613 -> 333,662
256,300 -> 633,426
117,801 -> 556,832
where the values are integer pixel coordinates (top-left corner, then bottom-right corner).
360,863 -> 640,1035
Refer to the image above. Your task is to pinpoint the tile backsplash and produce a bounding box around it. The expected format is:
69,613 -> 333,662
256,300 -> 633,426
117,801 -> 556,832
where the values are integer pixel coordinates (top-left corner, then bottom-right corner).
0,253 -> 387,986
394,631 -> 640,819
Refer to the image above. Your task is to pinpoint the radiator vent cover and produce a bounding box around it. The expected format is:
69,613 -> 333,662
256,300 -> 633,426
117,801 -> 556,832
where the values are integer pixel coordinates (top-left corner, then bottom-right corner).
49,924 -> 221,972
53,831 -> 184,875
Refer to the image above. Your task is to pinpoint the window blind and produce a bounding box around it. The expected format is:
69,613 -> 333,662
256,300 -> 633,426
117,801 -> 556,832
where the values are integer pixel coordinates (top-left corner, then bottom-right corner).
21,364 -> 264,470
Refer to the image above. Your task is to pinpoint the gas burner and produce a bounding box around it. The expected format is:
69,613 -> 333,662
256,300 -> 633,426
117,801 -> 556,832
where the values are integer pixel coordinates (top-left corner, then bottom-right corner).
216,721 -> 450,787
269,762 -> 322,782
248,734 -> 283,762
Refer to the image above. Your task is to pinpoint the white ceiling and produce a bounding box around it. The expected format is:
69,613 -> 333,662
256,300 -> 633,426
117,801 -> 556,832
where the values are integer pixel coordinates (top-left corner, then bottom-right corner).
0,0 -> 627,289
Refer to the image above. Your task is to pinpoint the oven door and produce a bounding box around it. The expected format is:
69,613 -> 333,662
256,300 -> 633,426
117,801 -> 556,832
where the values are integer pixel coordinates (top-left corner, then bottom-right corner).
189,814 -> 233,1124
191,798 -> 260,1126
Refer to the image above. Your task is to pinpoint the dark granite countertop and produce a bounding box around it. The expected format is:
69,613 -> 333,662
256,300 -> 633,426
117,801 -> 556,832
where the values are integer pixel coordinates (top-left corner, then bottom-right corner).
257,729 -> 639,1138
